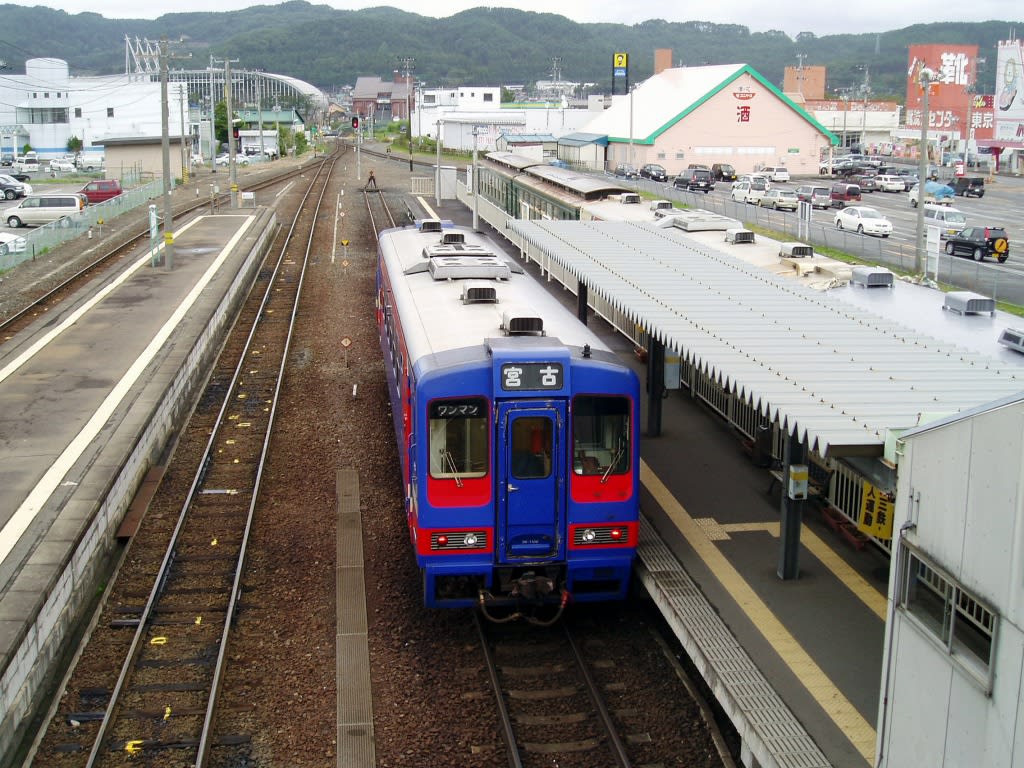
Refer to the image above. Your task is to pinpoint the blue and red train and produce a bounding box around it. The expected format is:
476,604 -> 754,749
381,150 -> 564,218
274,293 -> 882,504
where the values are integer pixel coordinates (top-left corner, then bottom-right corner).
376,219 -> 640,614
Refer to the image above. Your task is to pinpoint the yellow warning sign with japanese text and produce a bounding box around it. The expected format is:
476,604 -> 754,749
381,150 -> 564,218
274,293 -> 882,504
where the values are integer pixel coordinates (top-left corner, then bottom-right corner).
857,481 -> 894,540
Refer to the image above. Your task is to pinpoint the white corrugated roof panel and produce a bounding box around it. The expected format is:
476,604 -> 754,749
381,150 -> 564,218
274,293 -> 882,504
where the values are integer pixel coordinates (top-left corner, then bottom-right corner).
507,219 -> 1024,457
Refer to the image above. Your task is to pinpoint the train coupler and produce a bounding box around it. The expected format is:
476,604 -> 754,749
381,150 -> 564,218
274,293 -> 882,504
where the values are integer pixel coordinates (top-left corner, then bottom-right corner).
510,571 -> 556,601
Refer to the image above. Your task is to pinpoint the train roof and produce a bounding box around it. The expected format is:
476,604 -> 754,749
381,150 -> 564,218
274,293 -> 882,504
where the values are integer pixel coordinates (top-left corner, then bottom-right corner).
378,221 -> 613,366
484,151 -> 629,199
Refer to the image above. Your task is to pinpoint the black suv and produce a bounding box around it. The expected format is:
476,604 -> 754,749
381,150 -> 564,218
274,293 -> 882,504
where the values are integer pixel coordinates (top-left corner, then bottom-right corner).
943,226 -> 1009,263
639,163 -> 669,182
613,163 -> 639,179
674,168 -> 715,193
711,163 -> 737,181
952,176 -> 985,197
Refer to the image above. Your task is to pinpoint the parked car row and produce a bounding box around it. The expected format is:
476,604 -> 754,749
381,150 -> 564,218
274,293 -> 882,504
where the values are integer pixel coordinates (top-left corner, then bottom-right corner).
3,179 -> 122,228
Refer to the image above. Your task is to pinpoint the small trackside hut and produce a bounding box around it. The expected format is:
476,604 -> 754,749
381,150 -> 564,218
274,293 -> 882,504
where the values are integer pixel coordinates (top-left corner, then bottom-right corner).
376,220 -> 640,617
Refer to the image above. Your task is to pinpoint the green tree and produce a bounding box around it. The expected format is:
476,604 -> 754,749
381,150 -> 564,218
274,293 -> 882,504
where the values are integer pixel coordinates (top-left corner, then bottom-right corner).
294,130 -> 308,155
214,100 -> 229,148
66,135 -> 83,154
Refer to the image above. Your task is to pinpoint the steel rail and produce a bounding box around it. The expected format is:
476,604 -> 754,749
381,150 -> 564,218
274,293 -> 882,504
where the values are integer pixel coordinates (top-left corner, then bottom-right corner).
83,153 -> 338,768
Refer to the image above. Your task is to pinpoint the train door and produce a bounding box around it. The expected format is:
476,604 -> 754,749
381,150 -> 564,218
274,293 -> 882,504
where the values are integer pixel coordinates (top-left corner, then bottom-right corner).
497,401 -> 566,562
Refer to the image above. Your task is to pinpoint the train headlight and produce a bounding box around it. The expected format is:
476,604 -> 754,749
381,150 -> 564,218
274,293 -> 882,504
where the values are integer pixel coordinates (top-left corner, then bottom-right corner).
581,528 -> 596,543
464,533 -> 479,547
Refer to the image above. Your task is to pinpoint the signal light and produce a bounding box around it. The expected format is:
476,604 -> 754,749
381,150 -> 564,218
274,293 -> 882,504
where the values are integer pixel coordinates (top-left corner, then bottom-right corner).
351,116 -> 359,129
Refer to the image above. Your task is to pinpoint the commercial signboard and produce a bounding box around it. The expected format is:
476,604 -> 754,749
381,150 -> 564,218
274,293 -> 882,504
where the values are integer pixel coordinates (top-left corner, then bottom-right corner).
904,44 -> 993,142
993,40 -> 1024,147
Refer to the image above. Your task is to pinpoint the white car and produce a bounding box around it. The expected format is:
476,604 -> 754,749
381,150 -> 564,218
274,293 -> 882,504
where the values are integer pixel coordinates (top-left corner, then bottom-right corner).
873,174 -> 905,193
759,189 -> 799,210
834,206 -> 892,237
48,159 -> 76,173
731,180 -> 769,205
0,231 -> 28,256
215,153 -> 250,167
761,166 -> 791,183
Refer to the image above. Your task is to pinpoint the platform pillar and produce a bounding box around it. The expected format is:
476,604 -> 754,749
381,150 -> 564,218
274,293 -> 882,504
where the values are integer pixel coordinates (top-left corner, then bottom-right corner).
646,336 -> 664,437
777,432 -> 808,580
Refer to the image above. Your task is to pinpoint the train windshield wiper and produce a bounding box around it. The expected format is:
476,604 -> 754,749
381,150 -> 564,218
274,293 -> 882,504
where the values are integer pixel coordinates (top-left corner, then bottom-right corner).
601,444 -> 625,484
441,449 -> 464,487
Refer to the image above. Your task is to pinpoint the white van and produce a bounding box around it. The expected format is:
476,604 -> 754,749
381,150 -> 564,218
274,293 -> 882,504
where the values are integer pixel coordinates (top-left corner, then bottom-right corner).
12,156 -> 40,174
5,193 -> 86,228
922,204 -> 967,240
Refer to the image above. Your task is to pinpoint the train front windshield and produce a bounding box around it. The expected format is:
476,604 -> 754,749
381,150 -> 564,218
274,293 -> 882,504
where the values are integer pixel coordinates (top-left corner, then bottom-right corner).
572,396 -> 631,477
429,397 -> 489,479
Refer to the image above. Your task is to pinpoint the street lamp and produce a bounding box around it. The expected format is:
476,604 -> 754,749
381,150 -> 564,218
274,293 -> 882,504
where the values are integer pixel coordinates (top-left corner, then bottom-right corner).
914,65 -> 940,276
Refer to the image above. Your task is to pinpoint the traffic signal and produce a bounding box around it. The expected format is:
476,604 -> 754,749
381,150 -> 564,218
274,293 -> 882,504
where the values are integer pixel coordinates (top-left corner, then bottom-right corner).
232,126 -> 239,139
351,116 -> 359,129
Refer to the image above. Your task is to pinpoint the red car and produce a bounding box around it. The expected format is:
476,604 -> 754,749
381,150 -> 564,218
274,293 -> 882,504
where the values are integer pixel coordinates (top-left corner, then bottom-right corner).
78,179 -> 122,205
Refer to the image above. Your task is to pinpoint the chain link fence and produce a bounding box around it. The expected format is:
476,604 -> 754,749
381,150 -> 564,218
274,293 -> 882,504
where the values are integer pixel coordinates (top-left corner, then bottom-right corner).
0,178 -> 165,272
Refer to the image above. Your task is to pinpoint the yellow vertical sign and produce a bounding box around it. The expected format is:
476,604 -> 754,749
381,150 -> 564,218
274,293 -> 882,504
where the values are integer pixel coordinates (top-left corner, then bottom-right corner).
614,52 -> 628,69
857,481 -> 894,540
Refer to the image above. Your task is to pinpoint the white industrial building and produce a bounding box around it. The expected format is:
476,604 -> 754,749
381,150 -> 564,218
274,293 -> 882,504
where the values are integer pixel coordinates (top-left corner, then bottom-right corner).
413,85 -> 599,153
0,57 -> 186,162
0,42 -> 327,165
877,393 -> 1024,766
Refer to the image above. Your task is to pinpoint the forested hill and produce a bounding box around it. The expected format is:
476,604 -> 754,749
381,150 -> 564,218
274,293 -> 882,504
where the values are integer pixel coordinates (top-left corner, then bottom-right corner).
0,1 -> 1016,98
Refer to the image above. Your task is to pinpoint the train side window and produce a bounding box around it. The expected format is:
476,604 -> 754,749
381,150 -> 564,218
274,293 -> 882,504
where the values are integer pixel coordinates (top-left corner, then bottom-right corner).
429,397 -> 489,479
573,396 -> 630,476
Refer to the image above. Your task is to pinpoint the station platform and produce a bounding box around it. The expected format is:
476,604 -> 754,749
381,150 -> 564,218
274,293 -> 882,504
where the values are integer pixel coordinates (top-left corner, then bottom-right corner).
419,192 -> 887,768
0,209 -> 278,763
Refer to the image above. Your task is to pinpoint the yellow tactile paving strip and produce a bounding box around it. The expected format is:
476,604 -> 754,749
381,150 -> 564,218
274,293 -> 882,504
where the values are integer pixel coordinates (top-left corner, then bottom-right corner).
642,460 -> 878,764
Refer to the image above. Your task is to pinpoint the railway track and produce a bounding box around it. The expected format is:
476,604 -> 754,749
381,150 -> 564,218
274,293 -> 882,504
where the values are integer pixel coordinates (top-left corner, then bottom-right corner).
35,153 -> 340,768
364,183 -> 398,234
476,613 -> 632,768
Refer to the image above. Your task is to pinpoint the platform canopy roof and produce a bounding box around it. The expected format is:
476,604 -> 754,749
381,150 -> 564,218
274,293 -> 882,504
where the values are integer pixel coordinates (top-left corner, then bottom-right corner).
507,219 -> 1024,458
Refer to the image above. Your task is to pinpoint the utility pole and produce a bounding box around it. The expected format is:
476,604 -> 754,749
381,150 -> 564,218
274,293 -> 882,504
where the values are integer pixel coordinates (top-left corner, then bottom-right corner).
179,84 -> 187,181
157,37 -> 189,270
398,56 -> 415,171
209,56 -> 217,172
257,71 -> 265,162
213,56 -> 241,206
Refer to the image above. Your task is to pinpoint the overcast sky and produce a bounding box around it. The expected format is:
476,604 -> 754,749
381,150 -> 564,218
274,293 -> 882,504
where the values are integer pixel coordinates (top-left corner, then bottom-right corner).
26,1 -> 1024,38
